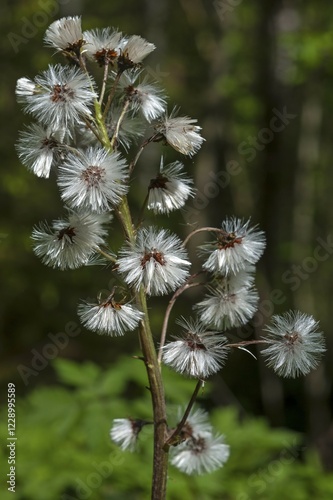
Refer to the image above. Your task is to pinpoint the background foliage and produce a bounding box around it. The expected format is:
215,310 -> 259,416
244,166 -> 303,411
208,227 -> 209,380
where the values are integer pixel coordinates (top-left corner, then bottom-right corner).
1,358 -> 333,499
1,0 -> 333,497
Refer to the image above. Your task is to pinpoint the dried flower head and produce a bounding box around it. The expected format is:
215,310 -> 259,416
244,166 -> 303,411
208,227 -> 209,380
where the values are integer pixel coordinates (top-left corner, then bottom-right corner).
16,123 -> 66,178
199,217 -> 266,275
78,295 -> 144,336
83,27 -> 122,65
195,271 -> 259,330
16,65 -> 97,130
44,16 -> 85,54
155,108 -> 205,157
57,146 -> 128,213
170,409 -> 230,475
261,311 -> 326,377
117,227 -> 191,296
32,211 -> 110,270
162,318 -> 229,379
147,159 -> 195,214
117,71 -> 167,121
110,418 -> 146,452
118,35 -> 155,70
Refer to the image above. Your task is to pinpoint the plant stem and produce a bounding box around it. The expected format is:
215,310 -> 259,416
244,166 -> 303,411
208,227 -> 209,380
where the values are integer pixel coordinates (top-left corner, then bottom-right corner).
226,339 -> 269,348
103,70 -> 123,118
164,379 -> 204,448
136,287 -> 169,500
110,99 -> 130,149
95,109 -> 169,500
99,62 -> 110,105
116,196 -> 169,499
182,226 -> 225,247
129,133 -> 162,174
158,276 -> 203,364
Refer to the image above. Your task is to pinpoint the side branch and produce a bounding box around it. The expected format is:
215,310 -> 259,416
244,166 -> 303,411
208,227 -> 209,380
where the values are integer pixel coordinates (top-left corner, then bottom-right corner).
158,275 -> 203,364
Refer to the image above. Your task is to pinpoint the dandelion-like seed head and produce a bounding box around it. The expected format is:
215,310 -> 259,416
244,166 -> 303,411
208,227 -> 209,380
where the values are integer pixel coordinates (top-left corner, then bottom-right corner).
117,71 -> 167,121
261,311 -> 326,378
118,35 -> 155,70
179,408 -> 213,439
44,16 -> 85,55
163,318 -> 229,378
117,227 -> 191,296
155,108 -> 205,157
199,217 -> 266,275
170,425 -> 230,475
110,418 -> 146,452
147,159 -> 194,214
57,147 -> 128,213
78,293 -> 144,336
16,65 -> 97,130
16,123 -> 66,178
83,28 -> 123,65
32,211 -> 110,270
195,272 -> 259,330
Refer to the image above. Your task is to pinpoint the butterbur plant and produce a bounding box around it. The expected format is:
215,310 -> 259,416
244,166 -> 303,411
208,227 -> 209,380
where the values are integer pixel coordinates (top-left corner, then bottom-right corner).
16,16 -> 326,500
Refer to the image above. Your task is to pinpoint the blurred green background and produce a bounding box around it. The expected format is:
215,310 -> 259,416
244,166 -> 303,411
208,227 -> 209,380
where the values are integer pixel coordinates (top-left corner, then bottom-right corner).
1,0 -> 333,498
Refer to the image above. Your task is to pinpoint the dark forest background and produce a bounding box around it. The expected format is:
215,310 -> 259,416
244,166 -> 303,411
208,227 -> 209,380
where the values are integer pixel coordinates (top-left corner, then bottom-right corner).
1,0 -> 333,498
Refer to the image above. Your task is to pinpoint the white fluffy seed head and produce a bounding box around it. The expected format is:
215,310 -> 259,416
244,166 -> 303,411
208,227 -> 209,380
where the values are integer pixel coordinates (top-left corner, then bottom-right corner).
199,217 -> 266,275
162,318 -> 229,378
117,227 -> 191,296
261,311 -> 326,377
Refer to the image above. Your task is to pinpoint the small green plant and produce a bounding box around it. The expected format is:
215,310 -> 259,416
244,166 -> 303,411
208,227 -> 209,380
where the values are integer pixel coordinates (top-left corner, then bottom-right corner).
1,359 -> 333,500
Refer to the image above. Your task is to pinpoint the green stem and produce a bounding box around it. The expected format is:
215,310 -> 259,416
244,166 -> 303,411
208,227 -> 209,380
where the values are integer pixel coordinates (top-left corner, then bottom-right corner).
103,70 -> 123,119
94,100 -> 111,148
110,99 -> 130,149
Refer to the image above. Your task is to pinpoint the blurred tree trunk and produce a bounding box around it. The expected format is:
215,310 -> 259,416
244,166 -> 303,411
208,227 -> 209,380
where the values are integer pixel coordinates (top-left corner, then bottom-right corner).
254,0 -> 287,427
292,91 -> 331,442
